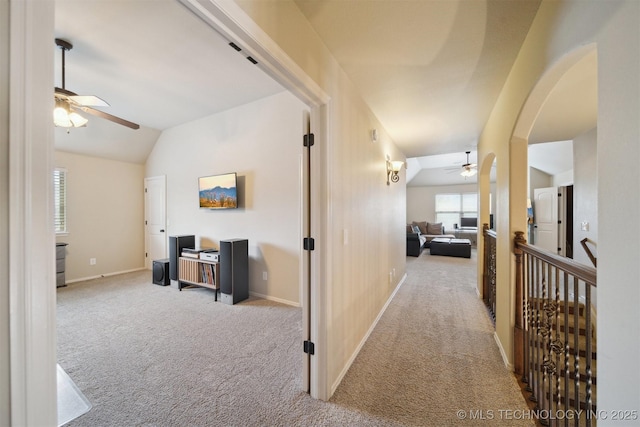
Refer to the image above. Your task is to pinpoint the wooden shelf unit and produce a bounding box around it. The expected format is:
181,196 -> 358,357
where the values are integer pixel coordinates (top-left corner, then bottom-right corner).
178,257 -> 220,301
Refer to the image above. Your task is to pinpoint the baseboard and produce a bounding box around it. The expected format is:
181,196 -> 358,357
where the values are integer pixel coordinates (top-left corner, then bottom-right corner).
331,273 -> 408,395
64,268 -> 146,284
249,291 -> 300,307
494,331 -> 514,371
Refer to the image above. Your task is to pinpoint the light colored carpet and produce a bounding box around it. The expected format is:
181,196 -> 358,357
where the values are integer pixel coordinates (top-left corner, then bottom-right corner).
57,250 -> 533,426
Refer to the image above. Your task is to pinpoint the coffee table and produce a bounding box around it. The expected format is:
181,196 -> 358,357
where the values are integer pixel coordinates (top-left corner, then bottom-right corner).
430,237 -> 472,258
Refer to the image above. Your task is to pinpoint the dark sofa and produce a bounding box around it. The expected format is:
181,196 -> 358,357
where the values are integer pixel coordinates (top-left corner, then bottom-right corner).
406,221 -> 455,256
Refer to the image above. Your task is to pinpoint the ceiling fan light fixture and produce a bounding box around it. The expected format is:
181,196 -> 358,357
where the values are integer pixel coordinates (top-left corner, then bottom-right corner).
460,166 -> 477,177
54,99 -> 88,128
459,151 -> 477,177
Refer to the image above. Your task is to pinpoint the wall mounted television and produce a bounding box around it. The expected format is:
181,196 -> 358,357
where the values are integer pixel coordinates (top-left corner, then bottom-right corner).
198,172 -> 238,209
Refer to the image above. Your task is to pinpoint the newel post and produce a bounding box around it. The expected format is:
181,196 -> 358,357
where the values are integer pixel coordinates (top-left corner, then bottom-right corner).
513,231 -> 526,376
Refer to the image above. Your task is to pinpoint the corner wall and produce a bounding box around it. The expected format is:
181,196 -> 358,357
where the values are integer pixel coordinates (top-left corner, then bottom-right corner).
55,151 -> 145,282
145,91 -> 307,306
479,0 -> 639,414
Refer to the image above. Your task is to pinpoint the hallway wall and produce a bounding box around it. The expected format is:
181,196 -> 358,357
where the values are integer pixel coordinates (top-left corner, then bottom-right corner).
478,0 -> 639,414
235,0 -> 407,398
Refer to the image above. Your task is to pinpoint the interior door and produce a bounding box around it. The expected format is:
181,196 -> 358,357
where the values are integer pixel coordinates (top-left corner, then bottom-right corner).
144,176 -> 167,268
533,186 -> 559,254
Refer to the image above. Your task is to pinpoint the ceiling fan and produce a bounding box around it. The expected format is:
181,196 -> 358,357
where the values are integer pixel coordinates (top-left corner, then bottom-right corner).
444,151 -> 477,177
460,151 -> 477,177
54,38 -> 139,130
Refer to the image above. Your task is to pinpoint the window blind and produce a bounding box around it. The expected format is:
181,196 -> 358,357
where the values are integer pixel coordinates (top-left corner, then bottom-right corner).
54,168 -> 67,234
435,192 -> 477,230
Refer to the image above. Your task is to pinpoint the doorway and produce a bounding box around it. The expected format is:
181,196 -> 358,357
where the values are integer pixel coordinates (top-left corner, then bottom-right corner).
144,176 -> 167,269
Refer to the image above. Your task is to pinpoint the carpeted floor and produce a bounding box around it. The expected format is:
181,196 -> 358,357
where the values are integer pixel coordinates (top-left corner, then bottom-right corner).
57,250 -> 533,426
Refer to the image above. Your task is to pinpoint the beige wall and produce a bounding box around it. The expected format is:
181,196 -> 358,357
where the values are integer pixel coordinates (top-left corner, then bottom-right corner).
0,1 -> 9,421
55,151 -> 145,282
407,183 -> 497,227
235,0 -> 407,397
479,0 -> 639,413
146,91 -> 306,306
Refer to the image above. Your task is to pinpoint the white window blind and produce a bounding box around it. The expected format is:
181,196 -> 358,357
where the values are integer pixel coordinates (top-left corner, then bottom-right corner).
54,168 -> 67,234
435,192 -> 477,230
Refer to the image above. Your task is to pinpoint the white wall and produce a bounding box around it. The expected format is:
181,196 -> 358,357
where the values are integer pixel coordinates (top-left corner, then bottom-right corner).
145,91 -> 306,306
552,169 -> 573,187
55,151 -> 146,282
572,128 -> 597,268
528,166 -> 551,202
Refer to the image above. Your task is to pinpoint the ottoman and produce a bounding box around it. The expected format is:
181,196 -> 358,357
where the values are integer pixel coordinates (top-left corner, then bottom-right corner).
430,238 -> 472,258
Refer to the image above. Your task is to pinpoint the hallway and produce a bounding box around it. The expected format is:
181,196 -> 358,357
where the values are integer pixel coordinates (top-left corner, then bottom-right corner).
330,251 -> 534,425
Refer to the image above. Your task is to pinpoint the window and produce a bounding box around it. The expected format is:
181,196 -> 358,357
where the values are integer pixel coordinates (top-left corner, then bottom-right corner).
435,192 -> 477,230
54,168 -> 67,234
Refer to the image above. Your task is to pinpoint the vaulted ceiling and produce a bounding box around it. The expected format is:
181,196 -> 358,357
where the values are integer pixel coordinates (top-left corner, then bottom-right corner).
54,0 -> 596,183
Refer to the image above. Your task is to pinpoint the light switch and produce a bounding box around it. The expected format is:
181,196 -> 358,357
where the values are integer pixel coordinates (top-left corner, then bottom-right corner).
581,221 -> 589,231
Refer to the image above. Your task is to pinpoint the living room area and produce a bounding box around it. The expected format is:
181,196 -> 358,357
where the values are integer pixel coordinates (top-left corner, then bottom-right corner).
405,153 -> 497,259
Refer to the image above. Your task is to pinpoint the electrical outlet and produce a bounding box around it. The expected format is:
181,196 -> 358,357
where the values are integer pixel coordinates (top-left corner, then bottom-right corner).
90,258 -> 96,265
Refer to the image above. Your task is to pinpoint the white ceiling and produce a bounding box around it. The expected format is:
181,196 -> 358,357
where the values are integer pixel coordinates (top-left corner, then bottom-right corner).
54,0 -> 284,163
54,0 -> 596,174
294,0 -> 542,158
528,140 -> 574,176
407,41 -> 597,186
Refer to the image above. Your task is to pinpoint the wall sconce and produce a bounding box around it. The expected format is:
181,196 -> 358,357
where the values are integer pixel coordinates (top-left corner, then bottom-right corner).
386,156 -> 404,185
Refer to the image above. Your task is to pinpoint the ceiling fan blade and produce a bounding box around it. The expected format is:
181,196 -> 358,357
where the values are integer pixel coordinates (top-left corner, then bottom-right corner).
73,105 -> 140,130
55,88 -> 109,107
69,95 -> 109,107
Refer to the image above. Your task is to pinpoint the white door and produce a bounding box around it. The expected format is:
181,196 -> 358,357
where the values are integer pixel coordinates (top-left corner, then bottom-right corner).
533,187 -> 558,254
144,176 -> 167,269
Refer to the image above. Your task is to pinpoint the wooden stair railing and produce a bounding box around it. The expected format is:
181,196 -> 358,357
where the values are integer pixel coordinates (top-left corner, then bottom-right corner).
580,238 -> 597,268
514,231 -> 597,427
482,223 -> 497,323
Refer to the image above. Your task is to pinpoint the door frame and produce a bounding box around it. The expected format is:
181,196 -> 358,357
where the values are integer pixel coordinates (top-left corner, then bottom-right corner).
7,1 -> 334,423
179,0 -> 332,400
144,175 -> 167,269
7,1 -> 57,424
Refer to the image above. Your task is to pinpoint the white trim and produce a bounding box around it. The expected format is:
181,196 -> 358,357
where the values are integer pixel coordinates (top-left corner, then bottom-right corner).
178,0 -> 330,108
493,331 -> 514,371
63,268 -> 147,285
310,103 -> 329,400
330,273 -> 408,395
249,292 -> 300,308
8,1 -> 57,425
